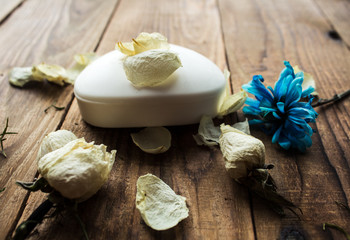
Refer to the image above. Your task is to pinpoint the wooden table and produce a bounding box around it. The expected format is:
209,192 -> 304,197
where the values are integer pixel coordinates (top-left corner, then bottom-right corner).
1,0 -> 349,239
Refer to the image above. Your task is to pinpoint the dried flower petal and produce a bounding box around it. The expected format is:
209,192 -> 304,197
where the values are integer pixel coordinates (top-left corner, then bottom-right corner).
217,71 -> 247,118
131,127 -> 171,154
219,124 -> 265,179
38,138 -> 116,201
294,65 -> 319,97
123,49 -> 182,87
66,53 -> 98,84
8,67 -> 40,87
117,32 -> 169,56
36,130 -> 77,162
136,174 -> 189,231
32,64 -> 68,86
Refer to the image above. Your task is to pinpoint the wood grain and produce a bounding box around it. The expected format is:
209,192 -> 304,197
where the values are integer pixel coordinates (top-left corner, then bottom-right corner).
18,0 -> 255,239
218,0 -> 350,239
0,0 -> 23,23
0,0 -> 119,238
1,0 -> 349,239
313,0 -> 350,47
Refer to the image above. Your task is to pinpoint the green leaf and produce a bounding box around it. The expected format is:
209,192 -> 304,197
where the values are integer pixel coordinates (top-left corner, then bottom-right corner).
16,177 -> 49,192
323,223 -> 350,240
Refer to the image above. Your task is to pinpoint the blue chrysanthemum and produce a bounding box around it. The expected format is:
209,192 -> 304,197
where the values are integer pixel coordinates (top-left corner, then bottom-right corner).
242,61 -> 318,152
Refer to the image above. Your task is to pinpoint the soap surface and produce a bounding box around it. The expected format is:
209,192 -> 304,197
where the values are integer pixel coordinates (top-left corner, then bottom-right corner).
74,44 -> 226,128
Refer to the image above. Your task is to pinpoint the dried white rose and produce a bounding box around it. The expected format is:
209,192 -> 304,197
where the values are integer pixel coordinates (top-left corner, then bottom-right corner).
38,138 -> 116,201
219,124 -> 265,179
36,130 -> 78,162
136,174 -> 189,231
123,49 -> 182,87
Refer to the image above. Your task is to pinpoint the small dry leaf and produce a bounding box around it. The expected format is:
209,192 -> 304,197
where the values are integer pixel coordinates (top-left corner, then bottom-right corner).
217,70 -> 247,118
123,49 -> 182,87
117,32 -> 169,56
193,115 -> 221,146
136,174 -> 189,231
219,124 -> 265,179
193,116 -> 250,147
131,127 -> 171,154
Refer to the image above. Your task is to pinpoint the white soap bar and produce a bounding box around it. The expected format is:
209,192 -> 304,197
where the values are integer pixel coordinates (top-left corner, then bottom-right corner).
74,45 -> 226,128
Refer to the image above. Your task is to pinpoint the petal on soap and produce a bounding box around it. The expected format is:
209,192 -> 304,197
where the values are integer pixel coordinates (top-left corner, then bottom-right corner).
217,89 -> 248,118
117,32 -> 169,56
32,63 -> 68,86
136,174 -> 189,231
131,127 -> 171,154
123,49 -> 182,87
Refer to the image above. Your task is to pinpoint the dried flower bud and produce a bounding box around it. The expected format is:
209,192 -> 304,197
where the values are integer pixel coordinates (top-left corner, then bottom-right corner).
38,138 -> 116,201
219,124 -> 265,179
36,130 -> 77,162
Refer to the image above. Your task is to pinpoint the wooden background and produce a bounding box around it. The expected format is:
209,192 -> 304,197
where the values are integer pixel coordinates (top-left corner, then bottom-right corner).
0,0 -> 349,239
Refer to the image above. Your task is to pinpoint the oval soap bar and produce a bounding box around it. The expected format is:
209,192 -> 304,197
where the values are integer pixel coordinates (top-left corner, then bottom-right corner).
74,45 -> 226,128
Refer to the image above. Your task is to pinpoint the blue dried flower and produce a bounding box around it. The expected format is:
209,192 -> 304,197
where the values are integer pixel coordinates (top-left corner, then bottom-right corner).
242,61 -> 318,152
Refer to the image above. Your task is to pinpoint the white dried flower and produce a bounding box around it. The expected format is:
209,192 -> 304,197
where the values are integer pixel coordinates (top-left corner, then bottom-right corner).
219,124 -> 265,179
136,174 -> 189,231
38,138 -> 116,201
36,130 -> 77,162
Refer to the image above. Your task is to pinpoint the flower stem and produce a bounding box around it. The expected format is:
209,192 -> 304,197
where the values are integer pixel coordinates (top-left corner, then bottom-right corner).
312,89 -> 350,107
323,222 -> 350,240
13,199 -> 53,240
73,202 -> 89,240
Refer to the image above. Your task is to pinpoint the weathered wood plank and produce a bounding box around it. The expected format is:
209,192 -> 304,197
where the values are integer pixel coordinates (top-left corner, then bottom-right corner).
18,0 -> 256,239
0,0 -> 23,23
313,0 -> 350,47
0,0 -> 119,238
218,0 -> 350,239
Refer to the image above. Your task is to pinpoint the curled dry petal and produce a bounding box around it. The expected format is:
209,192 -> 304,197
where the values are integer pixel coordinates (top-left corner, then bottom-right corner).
136,174 -> 189,231
217,70 -> 247,118
8,67 -> 39,87
294,65 -> 318,97
131,127 -> 171,154
123,49 -> 182,87
38,138 -> 116,202
219,124 -> 265,179
36,130 -> 77,162
32,64 -> 68,86
117,32 -> 169,56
